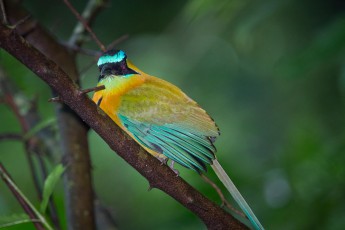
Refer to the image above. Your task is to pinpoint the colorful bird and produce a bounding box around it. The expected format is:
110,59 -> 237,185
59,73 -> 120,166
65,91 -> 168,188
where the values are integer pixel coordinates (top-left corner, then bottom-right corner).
93,49 -> 264,230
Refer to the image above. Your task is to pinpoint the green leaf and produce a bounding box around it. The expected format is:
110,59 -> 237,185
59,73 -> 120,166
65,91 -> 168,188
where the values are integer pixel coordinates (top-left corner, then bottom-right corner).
23,117 -> 56,140
40,164 -> 65,213
0,213 -> 32,228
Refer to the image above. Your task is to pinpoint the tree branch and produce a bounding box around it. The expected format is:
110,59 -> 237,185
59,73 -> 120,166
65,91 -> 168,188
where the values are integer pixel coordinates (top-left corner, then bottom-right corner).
0,133 -> 22,141
67,0 -> 108,48
0,24 -> 248,230
0,163 -> 48,230
63,0 -> 106,51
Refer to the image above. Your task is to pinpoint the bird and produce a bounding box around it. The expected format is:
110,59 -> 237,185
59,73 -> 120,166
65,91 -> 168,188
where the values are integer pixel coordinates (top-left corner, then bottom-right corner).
92,49 -> 264,230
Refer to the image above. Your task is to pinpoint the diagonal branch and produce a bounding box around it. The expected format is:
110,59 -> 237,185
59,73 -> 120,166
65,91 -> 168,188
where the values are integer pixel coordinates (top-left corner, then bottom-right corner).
0,163 -> 52,230
63,0 -> 106,51
0,24 -> 248,230
68,0 -> 108,47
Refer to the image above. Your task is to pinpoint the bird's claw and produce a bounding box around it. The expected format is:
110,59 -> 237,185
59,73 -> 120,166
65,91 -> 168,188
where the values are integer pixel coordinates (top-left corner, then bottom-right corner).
158,156 -> 168,165
169,160 -> 179,176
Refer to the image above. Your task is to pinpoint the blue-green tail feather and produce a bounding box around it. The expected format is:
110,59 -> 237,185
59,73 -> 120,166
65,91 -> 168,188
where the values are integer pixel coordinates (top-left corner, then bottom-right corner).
212,160 -> 264,230
119,115 -> 216,173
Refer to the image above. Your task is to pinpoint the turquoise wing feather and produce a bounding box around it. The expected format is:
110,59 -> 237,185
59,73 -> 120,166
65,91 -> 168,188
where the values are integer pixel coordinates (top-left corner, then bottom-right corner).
120,114 -> 215,172
117,77 -> 220,173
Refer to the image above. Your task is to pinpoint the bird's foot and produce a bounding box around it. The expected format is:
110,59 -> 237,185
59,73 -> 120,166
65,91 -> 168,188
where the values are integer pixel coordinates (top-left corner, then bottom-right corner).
169,160 -> 179,176
157,156 -> 168,165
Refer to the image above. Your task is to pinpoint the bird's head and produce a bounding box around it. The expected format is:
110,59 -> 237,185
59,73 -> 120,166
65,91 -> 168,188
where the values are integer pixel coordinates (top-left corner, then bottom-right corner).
97,49 -> 138,82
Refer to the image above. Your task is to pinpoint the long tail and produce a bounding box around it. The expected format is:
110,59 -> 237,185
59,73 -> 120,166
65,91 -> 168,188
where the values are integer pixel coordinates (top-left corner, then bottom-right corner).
211,159 -> 264,230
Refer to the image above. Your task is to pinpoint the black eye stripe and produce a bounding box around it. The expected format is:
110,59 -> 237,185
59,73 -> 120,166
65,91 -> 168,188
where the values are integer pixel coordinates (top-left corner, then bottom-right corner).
98,61 -> 138,81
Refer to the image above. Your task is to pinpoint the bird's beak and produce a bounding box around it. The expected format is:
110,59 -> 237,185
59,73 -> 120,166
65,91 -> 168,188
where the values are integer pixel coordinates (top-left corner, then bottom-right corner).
98,65 -> 109,82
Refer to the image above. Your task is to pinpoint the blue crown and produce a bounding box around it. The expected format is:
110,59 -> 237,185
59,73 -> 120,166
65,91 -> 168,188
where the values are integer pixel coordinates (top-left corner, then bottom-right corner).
97,50 -> 126,66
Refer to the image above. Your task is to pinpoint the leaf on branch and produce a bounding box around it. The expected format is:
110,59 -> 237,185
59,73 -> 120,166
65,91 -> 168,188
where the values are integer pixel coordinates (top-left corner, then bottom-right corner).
0,213 -> 34,229
40,164 -> 65,213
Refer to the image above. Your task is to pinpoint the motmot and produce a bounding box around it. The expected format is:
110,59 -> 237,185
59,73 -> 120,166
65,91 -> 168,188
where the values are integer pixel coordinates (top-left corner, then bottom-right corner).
92,49 -> 264,230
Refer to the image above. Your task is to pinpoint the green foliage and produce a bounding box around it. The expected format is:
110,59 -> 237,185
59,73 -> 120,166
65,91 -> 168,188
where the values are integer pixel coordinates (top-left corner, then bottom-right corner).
0,213 -> 30,229
40,164 -> 65,213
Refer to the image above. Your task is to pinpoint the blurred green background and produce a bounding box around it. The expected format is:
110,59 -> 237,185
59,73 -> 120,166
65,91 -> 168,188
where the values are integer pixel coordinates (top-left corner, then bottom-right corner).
1,0 -> 345,229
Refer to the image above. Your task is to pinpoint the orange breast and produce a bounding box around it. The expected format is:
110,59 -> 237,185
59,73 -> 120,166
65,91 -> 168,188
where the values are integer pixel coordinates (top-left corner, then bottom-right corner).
92,75 -> 146,128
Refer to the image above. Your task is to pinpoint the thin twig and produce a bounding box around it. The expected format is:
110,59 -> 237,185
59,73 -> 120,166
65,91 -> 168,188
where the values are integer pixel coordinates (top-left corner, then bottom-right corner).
61,34 -> 129,57
25,143 -> 43,197
68,0 -> 108,46
0,163 -> 53,230
79,34 -> 129,76
63,0 -> 106,51
0,133 -> 22,141
201,174 -> 246,218
0,0 -> 31,29
79,58 -> 99,75
80,85 -> 105,94
60,42 -> 102,56
48,97 -> 62,103
0,218 -> 42,229
10,14 -> 32,29
49,85 -> 105,103
0,0 -> 8,25
106,34 -> 129,50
